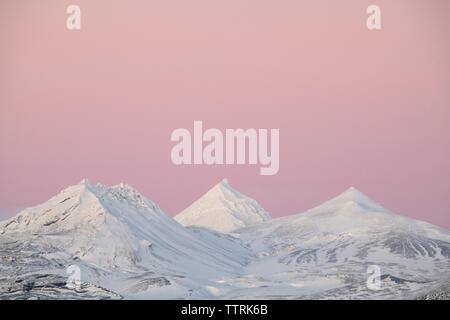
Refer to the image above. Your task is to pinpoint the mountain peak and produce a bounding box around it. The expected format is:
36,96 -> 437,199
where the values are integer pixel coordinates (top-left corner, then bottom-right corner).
76,178 -> 96,190
1,180 -> 167,236
339,186 -> 367,200
332,186 -> 382,208
175,179 -> 271,232
61,178 -> 98,197
79,178 -> 91,185
65,180 -> 151,208
207,178 -> 242,199
211,178 -> 233,191
298,186 -> 392,222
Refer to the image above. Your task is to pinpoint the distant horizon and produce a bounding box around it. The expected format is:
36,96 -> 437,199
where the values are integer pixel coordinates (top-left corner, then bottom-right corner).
1,177 -> 449,231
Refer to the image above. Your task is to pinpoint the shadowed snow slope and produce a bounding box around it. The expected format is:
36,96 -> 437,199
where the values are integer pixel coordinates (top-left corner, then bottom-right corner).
175,179 -> 271,232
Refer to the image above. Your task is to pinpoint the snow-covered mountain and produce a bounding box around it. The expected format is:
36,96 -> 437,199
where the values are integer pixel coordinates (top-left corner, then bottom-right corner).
230,187 -> 450,299
175,179 -> 271,232
0,181 -> 449,299
0,179 -> 253,299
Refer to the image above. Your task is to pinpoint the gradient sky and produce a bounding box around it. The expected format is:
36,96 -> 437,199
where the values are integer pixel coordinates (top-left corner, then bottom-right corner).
1,0 -> 449,229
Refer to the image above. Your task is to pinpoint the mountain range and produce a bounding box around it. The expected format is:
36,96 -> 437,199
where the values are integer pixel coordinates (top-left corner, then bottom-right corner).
0,179 -> 449,299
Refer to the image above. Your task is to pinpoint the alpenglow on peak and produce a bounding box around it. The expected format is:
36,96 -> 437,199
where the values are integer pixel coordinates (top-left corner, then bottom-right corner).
175,178 -> 271,233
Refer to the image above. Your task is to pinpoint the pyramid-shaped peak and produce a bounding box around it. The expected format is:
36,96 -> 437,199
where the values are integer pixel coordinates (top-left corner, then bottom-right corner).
340,186 -> 366,198
340,186 -> 371,198
208,178 -> 243,199
175,178 -> 271,232
214,178 -> 232,190
79,178 -> 91,185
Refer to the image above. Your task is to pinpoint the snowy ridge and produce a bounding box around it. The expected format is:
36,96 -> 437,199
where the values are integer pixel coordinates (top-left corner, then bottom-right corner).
175,179 -> 271,232
231,187 -> 450,299
1,180 -> 449,299
242,186 -> 450,241
0,179 -> 166,234
0,179 -> 253,298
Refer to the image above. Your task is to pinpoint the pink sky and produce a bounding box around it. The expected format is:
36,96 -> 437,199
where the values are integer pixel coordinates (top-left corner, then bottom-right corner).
1,0 -> 449,229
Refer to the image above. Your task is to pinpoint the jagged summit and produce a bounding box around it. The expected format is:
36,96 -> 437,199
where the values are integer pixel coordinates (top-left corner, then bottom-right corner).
70,178 -> 142,196
0,179 -> 167,236
175,178 -> 271,233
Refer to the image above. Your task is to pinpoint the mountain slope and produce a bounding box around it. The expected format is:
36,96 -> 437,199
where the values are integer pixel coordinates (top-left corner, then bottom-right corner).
229,187 -> 450,299
239,186 -> 450,248
175,179 -> 271,232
